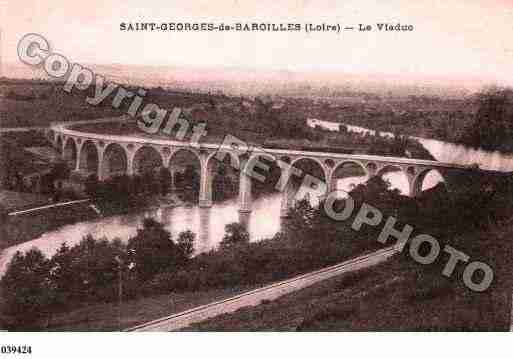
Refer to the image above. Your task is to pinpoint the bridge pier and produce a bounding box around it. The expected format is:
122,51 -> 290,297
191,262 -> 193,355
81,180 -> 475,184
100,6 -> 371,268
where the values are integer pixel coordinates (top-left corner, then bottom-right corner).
199,158 -> 213,208
280,181 -> 295,218
169,168 -> 176,191
275,163 -> 296,218
126,150 -> 135,176
74,140 -> 83,172
409,176 -> 421,198
326,169 -> 338,195
238,167 -> 252,213
97,148 -> 106,181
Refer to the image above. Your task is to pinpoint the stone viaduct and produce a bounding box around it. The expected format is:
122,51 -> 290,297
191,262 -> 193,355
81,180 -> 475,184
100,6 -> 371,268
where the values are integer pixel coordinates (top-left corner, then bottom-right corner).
48,118 -> 477,217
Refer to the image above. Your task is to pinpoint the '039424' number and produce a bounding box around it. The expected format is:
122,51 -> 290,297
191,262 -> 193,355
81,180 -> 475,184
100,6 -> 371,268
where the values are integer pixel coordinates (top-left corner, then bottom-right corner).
1,345 -> 32,354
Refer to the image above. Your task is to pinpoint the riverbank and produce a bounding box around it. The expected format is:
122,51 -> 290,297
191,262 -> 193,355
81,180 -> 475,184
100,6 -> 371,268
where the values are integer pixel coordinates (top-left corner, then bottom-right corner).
2,201 -> 97,249
1,193 -> 181,250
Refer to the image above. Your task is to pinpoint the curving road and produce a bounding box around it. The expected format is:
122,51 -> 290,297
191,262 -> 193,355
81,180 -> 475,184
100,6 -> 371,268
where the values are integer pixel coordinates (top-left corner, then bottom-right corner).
126,247 -> 397,332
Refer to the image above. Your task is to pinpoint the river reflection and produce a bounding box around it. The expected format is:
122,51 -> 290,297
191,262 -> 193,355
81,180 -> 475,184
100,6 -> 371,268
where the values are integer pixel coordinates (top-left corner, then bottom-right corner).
0,195 -> 284,275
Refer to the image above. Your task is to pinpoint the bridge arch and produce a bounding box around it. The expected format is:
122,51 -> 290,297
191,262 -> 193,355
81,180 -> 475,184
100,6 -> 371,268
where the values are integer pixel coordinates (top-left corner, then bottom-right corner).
207,151 -> 241,173
244,153 -> 282,188
168,148 -> 203,203
239,152 -> 286,214
329,160 -> 369,193
375,164 -> 410,196
79,140 -> 99,174
102,142 -> 128,179
206,151 -> 241,202
168,148 -> 202,168
132,145 -> 164,175
242,153 -> 277,177
288,157 -> 329,206
411,168 -> 448,197
290,156 -> 328,179
63,137 -> 78,170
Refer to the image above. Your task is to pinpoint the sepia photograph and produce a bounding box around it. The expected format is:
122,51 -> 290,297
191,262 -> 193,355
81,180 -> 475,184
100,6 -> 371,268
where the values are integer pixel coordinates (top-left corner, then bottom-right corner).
0,0 -> 512,356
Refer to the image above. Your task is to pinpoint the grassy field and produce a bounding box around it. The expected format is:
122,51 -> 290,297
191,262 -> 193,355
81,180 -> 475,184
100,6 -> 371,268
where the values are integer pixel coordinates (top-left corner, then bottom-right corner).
33,285 -> 258,331
184,259 -> 396,331
186,222 -> 513,331
185,255 -> 511,331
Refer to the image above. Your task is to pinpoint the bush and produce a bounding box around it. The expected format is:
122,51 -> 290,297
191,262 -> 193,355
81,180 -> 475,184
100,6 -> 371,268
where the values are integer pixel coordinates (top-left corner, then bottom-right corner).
220,223 -> 250,249
177,230 -> 195,263
127,218 -> 179,281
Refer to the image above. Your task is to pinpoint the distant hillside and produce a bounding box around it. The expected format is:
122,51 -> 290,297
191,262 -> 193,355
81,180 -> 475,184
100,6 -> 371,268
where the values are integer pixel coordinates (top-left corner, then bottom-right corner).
2,62 -> 478,98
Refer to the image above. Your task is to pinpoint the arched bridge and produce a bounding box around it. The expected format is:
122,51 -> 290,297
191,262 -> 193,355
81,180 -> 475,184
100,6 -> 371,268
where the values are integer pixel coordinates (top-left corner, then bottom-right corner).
48,118 -> 484,217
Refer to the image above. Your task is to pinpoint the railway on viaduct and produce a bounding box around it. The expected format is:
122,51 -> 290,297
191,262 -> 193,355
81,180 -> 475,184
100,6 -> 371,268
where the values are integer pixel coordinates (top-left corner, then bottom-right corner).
48,118 -> 485,217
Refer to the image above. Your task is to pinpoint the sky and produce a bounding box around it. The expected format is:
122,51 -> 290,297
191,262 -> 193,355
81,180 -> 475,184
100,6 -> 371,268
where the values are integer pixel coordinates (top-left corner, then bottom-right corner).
1,0 -> 513,86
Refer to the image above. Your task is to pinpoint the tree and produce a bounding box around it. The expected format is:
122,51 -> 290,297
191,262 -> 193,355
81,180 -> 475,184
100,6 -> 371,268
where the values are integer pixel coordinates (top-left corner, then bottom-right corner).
349,176 -> 402,215
182,165 -> 199,191
49,161 -> 70,181
462,88 -> 513,151
84,174 -> 100,198
128,218 -> 178,280
50,236 -> 126,303
1,249 -> 53,329
283,198 -> 316,238
212,166 -> 236,201
48,242 -> 73,307
179,165 -> 200,202
113,174 -> 132,197
0,204 -> 8,246
177,230 -> 195,263
220,223 -> 250,249
140,170 -> 160,194
159,167 -> 172,195
132,174 -> 144,195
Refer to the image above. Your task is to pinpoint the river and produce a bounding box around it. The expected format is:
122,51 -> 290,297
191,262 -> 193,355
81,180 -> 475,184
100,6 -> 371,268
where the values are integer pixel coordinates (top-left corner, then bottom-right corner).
345,124 -> 513,171
1,122 -> 511,274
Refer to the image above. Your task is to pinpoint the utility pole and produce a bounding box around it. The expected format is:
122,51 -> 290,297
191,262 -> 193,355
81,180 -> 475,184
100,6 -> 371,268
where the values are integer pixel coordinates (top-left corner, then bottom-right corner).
115,255 -> 124,331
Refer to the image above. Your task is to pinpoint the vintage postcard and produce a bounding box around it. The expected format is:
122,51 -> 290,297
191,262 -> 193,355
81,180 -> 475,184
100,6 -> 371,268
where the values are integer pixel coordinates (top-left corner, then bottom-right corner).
0,0 -> 512,356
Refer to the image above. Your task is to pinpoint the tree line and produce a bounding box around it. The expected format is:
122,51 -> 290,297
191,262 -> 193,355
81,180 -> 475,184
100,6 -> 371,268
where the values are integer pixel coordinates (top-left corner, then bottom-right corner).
84,163 -> 239,205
